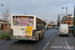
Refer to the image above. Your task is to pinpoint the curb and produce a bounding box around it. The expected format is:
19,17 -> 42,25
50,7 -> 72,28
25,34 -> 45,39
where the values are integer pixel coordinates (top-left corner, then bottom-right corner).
0,37 -> 10,41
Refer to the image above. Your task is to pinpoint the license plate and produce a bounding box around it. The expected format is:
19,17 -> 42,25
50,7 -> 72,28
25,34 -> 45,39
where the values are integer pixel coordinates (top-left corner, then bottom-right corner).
16,36 -> 21,38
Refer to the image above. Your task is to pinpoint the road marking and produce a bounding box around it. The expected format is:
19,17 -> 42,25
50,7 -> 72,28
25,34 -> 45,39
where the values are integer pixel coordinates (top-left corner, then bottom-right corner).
0,40 -> 5,42
64,38 -> 71,50
42,31 -> 56,50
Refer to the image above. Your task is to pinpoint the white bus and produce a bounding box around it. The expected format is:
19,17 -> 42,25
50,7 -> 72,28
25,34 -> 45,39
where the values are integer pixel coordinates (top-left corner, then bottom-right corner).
11,15 -> 46,41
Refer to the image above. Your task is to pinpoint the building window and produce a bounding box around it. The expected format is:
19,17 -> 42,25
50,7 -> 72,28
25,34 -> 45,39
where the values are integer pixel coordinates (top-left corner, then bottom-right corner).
64,22 -> 66,24
73,22 -> 74,24
68,22 -> 70,24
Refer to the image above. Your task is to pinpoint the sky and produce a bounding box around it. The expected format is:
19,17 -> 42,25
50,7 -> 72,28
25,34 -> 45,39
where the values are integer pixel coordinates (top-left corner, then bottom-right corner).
0,0 -> 75,23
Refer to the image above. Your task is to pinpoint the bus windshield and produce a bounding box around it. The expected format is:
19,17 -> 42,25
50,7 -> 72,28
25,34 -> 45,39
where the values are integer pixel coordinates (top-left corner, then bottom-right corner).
13,16 -> 34,26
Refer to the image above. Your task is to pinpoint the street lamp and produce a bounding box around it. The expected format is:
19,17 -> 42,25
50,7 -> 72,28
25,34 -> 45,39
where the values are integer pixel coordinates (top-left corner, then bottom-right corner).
62,6 -> 68,24
61,14 -> 65,16
73,5 -> 75,36
0,4 -> 3,6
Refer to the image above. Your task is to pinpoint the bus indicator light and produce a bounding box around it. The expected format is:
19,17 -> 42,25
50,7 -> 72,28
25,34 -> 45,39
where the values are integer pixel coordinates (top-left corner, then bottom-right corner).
33,37 -> 34,39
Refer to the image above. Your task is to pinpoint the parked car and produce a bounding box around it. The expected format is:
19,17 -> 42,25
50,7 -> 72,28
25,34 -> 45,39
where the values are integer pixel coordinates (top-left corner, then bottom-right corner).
59,24 -> 69,36
54,26 -> 58,29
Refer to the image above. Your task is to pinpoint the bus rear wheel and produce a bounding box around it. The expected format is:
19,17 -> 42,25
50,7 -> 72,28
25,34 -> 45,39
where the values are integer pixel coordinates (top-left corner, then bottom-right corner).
37,33 -> 40,41
39,34 -> 41,40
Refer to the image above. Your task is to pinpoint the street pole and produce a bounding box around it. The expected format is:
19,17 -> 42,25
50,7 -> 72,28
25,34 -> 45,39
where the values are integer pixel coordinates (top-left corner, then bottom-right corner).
66,7 -> 68,24
73,5 -> 75,37
62,7 -> 68,24
50,22 -> 51,28
0,4 -> 3,33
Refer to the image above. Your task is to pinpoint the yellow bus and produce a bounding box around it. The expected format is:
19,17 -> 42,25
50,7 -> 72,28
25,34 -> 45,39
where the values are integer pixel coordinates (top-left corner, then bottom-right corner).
11,15 -> 46,41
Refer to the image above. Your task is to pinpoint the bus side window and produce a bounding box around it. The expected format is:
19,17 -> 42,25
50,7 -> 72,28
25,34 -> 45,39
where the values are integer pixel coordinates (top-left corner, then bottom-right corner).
36,22 -> 42,31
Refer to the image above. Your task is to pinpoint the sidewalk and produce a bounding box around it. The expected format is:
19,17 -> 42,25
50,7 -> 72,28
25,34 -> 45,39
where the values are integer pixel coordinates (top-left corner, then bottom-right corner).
0,37 -> 10,41
46,33 -> 75,50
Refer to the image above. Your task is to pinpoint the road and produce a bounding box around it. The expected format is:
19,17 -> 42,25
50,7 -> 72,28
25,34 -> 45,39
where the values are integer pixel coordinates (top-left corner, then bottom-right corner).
0,29 -> 57,50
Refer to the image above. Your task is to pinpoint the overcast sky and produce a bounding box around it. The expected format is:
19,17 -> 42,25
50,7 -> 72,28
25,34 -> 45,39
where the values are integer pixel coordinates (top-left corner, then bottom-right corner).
0,0 -> 75,23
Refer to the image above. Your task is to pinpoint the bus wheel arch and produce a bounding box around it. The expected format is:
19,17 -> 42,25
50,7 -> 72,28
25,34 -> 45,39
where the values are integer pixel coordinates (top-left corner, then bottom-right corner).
36,32 -> 40,41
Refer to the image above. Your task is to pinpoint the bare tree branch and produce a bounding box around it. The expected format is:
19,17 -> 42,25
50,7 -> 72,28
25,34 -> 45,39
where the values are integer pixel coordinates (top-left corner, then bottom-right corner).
2,8 -> 10,22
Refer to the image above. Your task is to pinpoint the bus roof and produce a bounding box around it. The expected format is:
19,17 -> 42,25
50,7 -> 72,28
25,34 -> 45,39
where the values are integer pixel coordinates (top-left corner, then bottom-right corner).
36,17 -> 46,23
12,15 -> 35,17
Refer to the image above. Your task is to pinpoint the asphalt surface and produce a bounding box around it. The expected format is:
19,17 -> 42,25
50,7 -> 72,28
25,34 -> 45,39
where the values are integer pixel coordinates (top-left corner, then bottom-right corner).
46,31 -> 75,50
0,29 -> 57,50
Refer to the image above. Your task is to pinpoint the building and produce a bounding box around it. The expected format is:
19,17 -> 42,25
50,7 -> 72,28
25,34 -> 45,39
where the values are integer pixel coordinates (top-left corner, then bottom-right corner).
0,19 -> 10,30
62,15 -> 74,25
50,22 -> 57,28
62,14 -> 74,34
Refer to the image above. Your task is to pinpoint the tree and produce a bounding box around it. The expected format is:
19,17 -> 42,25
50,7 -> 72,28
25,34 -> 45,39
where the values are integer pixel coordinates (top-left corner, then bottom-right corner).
2,9 -> 10,22
57,14 -> 60,27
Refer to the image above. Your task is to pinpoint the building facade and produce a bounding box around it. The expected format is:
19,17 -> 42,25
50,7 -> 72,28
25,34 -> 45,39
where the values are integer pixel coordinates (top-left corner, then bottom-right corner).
62,14 -> 74,34
50,22 -> 57,28
0,19 -> 10,30
62,15 -> 74,25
